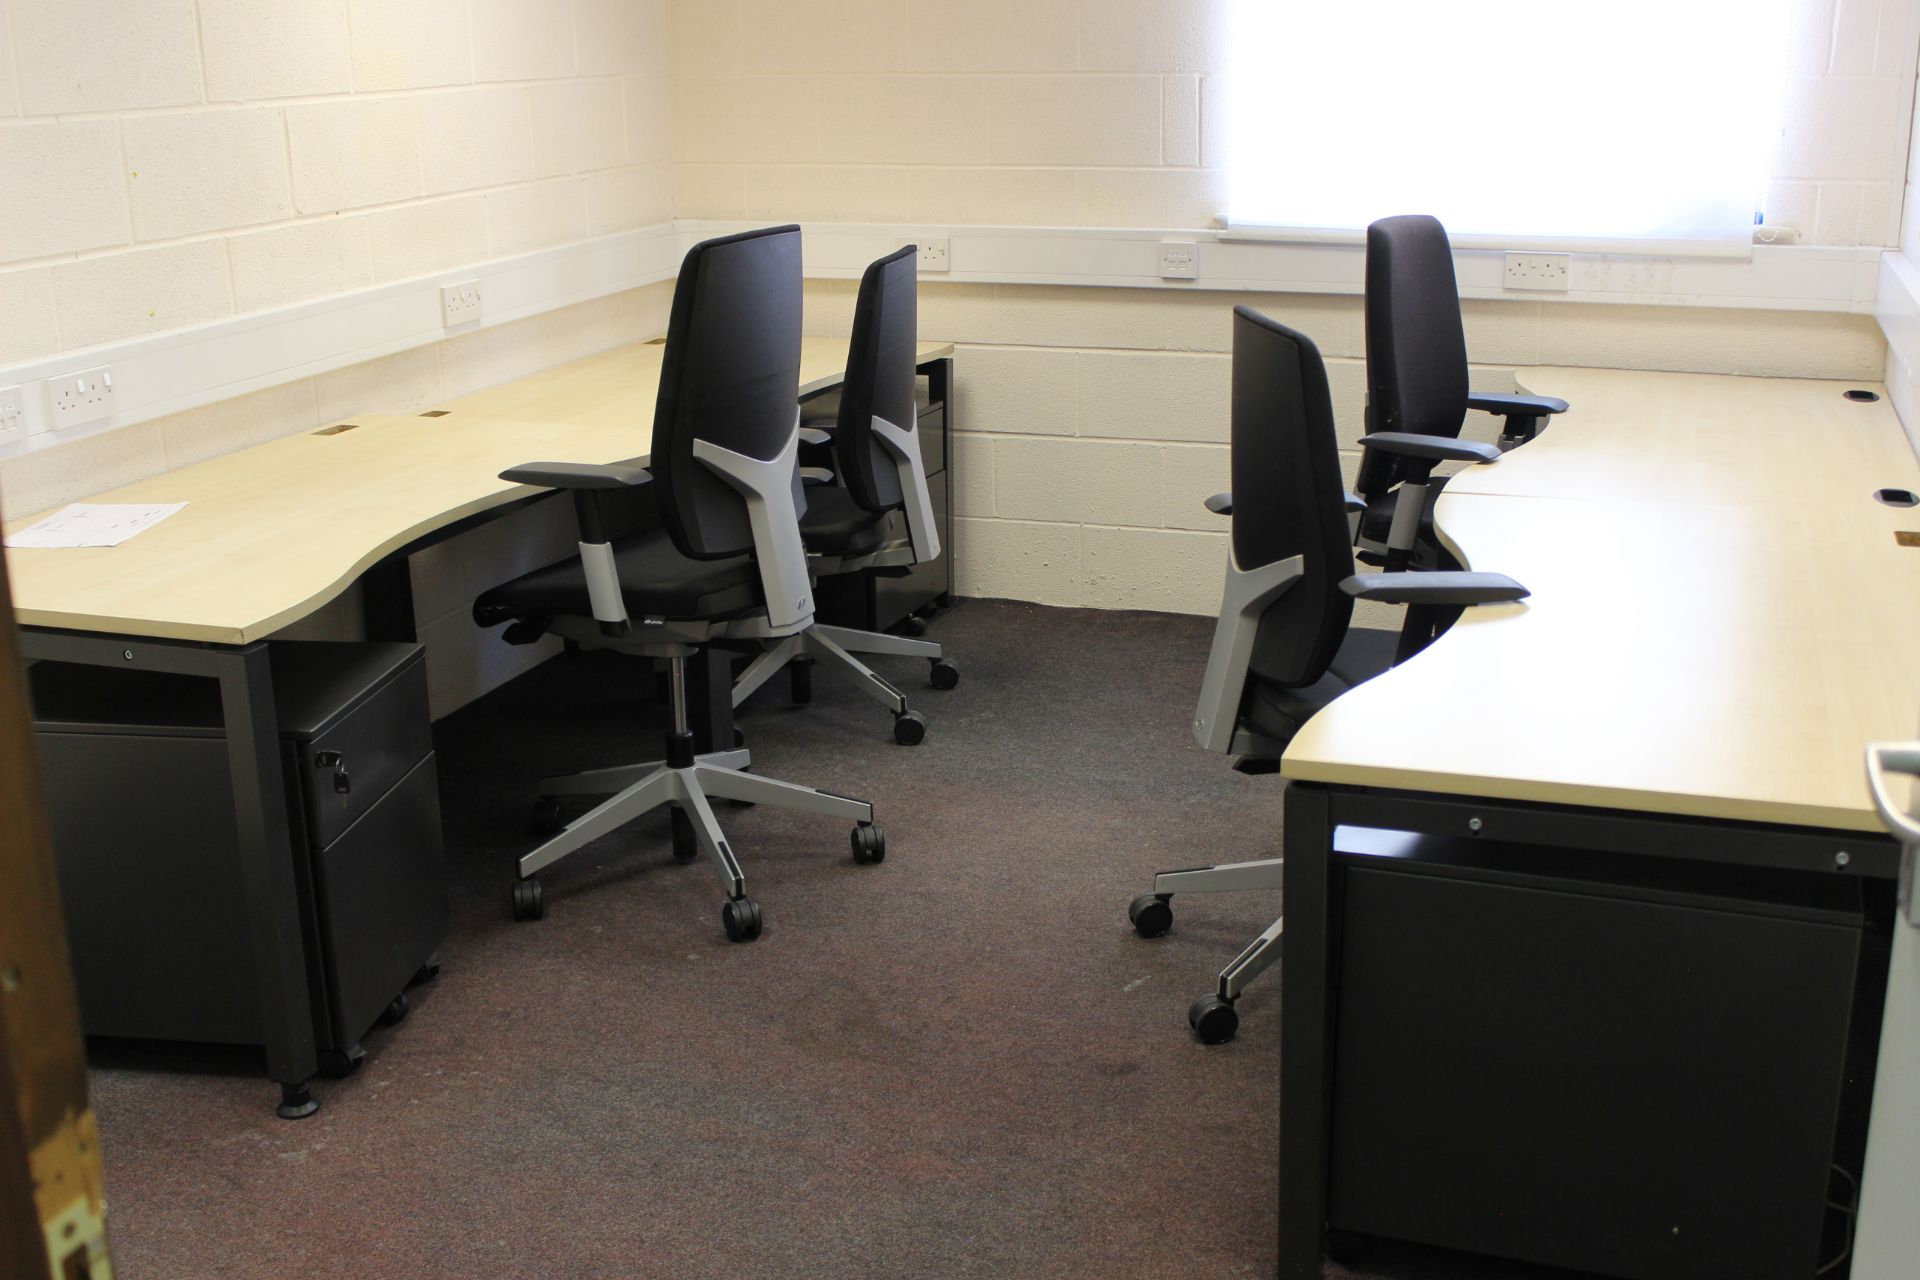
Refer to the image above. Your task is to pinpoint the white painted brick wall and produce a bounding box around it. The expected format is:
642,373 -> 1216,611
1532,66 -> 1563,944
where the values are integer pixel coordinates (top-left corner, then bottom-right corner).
671,0 -> 1918,247
0,0 -> 671,365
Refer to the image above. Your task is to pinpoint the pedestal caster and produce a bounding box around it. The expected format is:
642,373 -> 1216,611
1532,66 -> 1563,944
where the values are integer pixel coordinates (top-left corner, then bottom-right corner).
722,896 -> 763,942
1188,993 -> 1239,1044
511,877 -> 545,922
277,1084 -> 319,1120
378,994 -> 409,1028
893,710 -> 927,745
410,953 -> 441,986
851,822 -> 886,864
531,796 -> 563,836
929,659 -> 960,690
318,1044 -> 365,1078
899,615 -> 930,638
1128,893 -> 1173,938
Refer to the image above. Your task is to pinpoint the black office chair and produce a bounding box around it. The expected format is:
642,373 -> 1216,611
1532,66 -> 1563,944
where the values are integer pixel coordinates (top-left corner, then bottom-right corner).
731,246 -> 958,746
1127,306 -> 1530,1044
473,225 -> 885,943
1355,214 -> 1569,572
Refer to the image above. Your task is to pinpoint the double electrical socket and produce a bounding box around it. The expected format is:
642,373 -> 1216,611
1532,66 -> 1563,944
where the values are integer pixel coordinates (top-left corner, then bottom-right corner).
440,280 -> 483,327
1504,252 -> 1571,291
50,366 -> 117,431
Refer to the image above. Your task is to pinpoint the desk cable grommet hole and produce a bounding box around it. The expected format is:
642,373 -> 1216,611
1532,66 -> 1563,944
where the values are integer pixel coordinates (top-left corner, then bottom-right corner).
1874,487 -> 1918,507
1845,388 -> 1881,403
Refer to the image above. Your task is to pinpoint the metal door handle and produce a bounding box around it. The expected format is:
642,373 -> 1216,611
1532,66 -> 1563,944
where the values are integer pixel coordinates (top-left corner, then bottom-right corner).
1865,740 -> 1920,927
1865,741 -> 1920,842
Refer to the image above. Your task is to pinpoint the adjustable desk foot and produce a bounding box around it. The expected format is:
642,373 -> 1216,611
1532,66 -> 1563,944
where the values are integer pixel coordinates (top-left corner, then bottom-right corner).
276,1082 -> 319,1120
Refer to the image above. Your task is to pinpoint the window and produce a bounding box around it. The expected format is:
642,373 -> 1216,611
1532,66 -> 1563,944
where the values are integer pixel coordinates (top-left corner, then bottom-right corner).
1224,0 -> 1792,254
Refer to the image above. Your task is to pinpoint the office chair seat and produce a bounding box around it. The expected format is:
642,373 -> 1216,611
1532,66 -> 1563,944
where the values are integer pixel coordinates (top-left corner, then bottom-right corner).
800,484 -> 890,557
477,526 -> 760,622
1242,625 -> 1399,742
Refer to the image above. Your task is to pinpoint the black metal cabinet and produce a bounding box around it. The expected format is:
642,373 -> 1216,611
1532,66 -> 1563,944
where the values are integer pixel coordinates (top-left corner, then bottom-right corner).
29,641 -> 446,1090
1309,822 -> 1873,1280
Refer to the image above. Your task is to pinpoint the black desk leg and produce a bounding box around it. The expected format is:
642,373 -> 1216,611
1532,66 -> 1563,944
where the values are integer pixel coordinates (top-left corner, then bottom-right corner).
214,644 -> 319,1119
1279,783 -> 1333,1279
361,557 -> 417,643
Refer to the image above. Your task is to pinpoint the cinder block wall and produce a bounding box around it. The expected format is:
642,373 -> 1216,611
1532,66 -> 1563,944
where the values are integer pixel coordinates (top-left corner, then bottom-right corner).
0,0 -> 671,365
676,0 -> 1906,618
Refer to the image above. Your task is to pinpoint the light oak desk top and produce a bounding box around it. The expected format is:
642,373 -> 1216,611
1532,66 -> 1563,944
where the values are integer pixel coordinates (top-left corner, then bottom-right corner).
3,337 -> 954,646
1284,368 -> 1920,832
1451,366 -> 1918,507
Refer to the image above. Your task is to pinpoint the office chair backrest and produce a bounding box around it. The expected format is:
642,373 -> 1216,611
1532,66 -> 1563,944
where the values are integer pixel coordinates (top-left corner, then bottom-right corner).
1231,306 -> 1356,688
651,224 -> 805,560
1360,213 -> 1469,497
836,245 -> 919,514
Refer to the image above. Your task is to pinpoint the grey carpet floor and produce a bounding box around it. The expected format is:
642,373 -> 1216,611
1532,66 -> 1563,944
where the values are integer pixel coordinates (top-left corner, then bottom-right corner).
84,598 -> 1558,1280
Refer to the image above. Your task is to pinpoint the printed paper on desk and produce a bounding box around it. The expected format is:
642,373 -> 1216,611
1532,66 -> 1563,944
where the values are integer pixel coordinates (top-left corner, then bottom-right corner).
4,502 -> 188,549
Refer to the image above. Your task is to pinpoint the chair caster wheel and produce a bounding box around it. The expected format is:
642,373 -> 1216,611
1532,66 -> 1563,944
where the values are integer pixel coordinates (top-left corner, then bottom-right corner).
671,808 -> 700,861
899,615 -> 929,637
1129,893 -> 1172,938
928,659 -> 959,690
893,710 -> 927,745
377,994 -> 409,1028
851,822 -> 886,864
317,1044 -> 365,1078
722,897 -> 763,942
410,955 -> 441,986
511,877 -> 545,922
789,659 -> 814,704
733,727 -> 746,748
531,796 -> 563,836
1188,993 -> 1239,1045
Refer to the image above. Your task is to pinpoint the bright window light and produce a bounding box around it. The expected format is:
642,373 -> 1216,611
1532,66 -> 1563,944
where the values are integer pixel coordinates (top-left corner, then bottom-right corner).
1225,0 -> 1791,252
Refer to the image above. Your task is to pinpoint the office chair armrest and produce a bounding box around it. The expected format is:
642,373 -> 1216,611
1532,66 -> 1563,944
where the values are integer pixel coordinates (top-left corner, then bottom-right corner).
1204,491 -> 1233,516
1341,570 -> 1529,605
1466,391 -> 1568,419
800,466 -> 836,485
499,461 -> 653,490
500,462 -> 655,638
1466,392 -> 1568,445
798,426 -> 833,446
1344,491 -> 1366,513
1360,432 -> 1501,465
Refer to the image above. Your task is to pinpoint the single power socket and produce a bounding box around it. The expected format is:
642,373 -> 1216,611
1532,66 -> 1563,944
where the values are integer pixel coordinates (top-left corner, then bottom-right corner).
0,385 -> 23,444
1504,251 -> 1571,292
917,239 -> 950,272
1160,240 -> 1198,279
49,366 -> 117,431
440,280 -> 484,327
